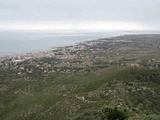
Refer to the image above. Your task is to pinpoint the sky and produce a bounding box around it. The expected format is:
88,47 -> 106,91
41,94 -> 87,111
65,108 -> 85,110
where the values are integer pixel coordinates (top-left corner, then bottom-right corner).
0,0 -> 160,31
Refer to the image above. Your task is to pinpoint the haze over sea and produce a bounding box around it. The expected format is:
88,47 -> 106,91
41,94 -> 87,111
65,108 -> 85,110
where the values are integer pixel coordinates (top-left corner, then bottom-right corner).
0,30 -> 160,56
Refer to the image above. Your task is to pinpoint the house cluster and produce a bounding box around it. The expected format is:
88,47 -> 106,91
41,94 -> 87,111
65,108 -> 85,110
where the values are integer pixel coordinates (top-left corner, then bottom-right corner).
0,40 -> 101,74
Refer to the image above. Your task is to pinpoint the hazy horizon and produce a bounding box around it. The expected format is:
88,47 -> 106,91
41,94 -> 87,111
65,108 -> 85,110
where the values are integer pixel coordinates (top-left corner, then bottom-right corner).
0,0 -> 160,31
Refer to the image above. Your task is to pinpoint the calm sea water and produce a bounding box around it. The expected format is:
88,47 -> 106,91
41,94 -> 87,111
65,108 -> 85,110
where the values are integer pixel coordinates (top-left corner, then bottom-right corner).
0,30 -> 159,56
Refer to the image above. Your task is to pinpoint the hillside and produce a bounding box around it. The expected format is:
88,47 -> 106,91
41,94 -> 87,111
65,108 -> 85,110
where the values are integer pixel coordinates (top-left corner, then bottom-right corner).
0,34 -> 160,120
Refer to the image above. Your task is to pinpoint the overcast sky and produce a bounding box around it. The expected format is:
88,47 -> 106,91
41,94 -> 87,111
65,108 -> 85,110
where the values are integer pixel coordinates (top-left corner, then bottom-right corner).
0,0 -> 160,30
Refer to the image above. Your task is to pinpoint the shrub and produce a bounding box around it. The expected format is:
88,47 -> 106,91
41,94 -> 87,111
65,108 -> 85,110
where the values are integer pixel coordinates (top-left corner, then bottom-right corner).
102,107 -> 128,120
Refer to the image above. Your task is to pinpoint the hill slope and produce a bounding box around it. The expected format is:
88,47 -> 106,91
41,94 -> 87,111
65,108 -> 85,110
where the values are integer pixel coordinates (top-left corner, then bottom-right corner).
0,34 -> 160,120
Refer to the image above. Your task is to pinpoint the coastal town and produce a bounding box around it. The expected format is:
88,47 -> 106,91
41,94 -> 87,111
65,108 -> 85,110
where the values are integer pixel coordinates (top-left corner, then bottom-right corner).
0,35 -> 160,76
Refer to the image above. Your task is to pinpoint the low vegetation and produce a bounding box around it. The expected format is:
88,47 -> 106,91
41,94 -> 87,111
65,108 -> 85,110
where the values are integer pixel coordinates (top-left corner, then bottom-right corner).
0,35 -> 160,119
0,67 -> 160,120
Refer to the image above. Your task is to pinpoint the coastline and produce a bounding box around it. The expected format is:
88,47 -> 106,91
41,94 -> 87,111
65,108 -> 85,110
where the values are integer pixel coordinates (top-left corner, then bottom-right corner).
1,30 -> 160,58
1,33 -> 160,63
0,30 -> 121,56
1,34 -> 160,75
0,38 -> 106,62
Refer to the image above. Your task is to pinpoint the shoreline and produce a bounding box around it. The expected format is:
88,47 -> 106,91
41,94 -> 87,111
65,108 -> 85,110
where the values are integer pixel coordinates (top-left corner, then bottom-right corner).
1,34 -> 160,74
1,33 -> 160,62
1,30 -> 153,58
0,37 -> 105,61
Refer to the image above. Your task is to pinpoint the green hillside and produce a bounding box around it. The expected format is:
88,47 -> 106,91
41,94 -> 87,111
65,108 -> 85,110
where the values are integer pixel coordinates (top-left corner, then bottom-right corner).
0,35 -> 160,120
0,67 -> 160,120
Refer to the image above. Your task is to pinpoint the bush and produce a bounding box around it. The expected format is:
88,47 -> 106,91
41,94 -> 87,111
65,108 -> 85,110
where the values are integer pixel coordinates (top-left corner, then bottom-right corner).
73,107 -> 129,120
102,107 -> 128,120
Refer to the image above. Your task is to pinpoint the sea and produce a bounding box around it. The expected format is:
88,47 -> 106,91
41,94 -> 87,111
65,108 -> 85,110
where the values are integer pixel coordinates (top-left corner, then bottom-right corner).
0,30 -> 160,56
